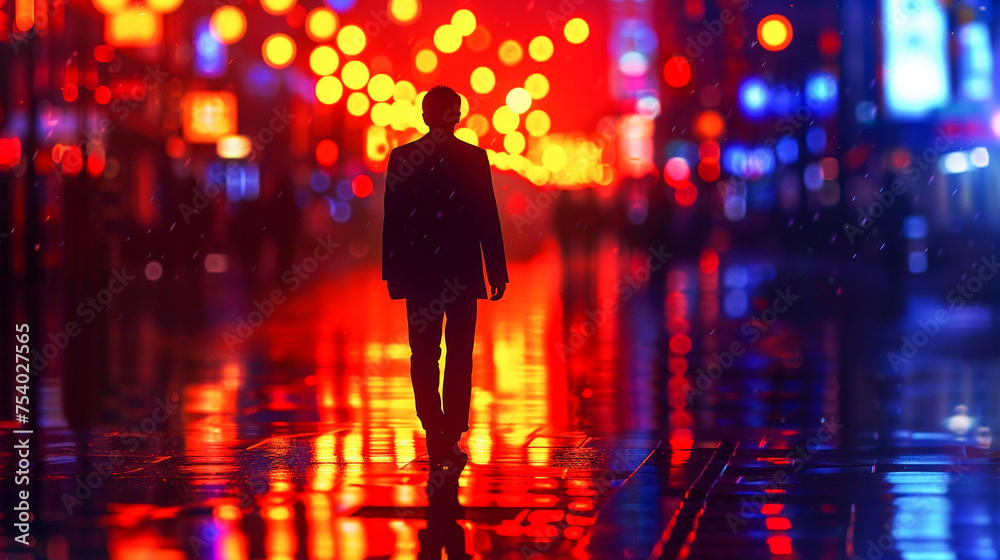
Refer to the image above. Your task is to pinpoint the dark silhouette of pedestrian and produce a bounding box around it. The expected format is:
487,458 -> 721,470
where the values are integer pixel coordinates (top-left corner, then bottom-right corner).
382,85 -> 508,467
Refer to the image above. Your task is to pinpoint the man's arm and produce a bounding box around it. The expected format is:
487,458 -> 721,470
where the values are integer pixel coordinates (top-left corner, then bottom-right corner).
473,149 -> 508,290
382,149 -> 401,281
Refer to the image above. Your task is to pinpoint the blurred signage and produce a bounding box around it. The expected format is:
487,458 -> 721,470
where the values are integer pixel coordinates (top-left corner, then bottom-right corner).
882,0 -> 950,119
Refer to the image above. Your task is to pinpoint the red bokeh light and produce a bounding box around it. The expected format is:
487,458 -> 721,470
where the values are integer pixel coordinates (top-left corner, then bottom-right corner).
698,158 -> 720,182
663,55 -> 691,88
675,183 -> 697,206
316,139 -> 339,166
63,83 -> 78,102
352,174 -> 374,198
699,249 -> 719,273
94,85 -> 111,104
669,334 -> 692,354
818,29 -> 841,57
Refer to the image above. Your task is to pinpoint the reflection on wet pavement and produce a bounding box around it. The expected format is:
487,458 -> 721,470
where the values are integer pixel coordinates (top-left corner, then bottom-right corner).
3,240 -> 999,559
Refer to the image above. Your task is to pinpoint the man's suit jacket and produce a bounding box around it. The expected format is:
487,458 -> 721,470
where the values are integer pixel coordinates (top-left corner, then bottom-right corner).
382,131 -> 508,300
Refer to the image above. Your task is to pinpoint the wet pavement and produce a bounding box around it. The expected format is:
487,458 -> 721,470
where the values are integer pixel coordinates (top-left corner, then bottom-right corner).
3,239 -> 1000,559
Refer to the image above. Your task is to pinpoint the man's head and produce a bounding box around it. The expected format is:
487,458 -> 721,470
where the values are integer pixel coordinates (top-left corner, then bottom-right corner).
422,85 -> 462,131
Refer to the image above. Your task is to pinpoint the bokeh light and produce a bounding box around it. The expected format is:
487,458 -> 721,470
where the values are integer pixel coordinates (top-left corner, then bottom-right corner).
262,34 -> 296,69
341,60 -> 370,90
504,131 -> 526,154
371,102 -> 391,126
388,0 -> 420,25
465,25 -> 490,51
309,46 -> 339,76
434,25 -> 462,53
147,0 -> 183,14
393,80 -> 416,101
261,0 -> 296,16
525,110 -> 550,137
92,0 -> 129,14
470,67 -> 496,94
528,36 -> 554,62
305,8 -> 338,42
695,110 -> 725,138
316,139 -> 339,166
209,6 -> 246,45
757,14 -> 793,51
455,127 -> 478,146
368,74 -> 394,102
352,174 -> 373,197
347,92 -> 370,116
337,25 -> 366,56
315,75 -> 344,104
451,9 -> 476,36
663,55 -> 691,88
492,106 -> 519,134
524,73 -> 549,99
465,113 -> 489,136
505,87 -> 532,114
498,40 -> 523,66
564,18 -> 589,44
415,49 -> 437,73
542,144 -> 567,172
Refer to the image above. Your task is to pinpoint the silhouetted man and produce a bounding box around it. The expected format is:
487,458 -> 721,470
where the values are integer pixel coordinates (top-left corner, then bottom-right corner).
382,85 -> 508,467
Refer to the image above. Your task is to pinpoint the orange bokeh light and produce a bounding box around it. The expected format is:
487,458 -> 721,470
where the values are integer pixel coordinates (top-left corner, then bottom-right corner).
305,8 -> 338,42
210,6 -> 246,45
182,91 -> 238,144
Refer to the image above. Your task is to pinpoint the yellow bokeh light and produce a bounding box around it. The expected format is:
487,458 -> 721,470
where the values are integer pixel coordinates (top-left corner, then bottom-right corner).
434,24 -> 462,53
306,8 -> 338,42
92,0 -> 129,14
341,60 -> 370,90
564,18 -> 589,44
309,46 -> 339,76
368,74 -> 395,102
492,106 -> 519,134
147,0 -> 183,14
262,33 -> 296,69
393,80 -> 416,101
415,49 -> 438,73
542,144 -> 568,172
498,40 -> 523,66
451,9 -> 476,36
261,0 -> 295,16
390,100 -> 416,131
470,67 -> 495,94
388,0 -> 420,25
528,36 -> 553,62
337,25 -> 366,56
525,110 -> 551,137
527,165 -> 550,186
315,76 -> 343,105
458,94 -> 470,120
455,127 -> 478,146
504,131 -> 525,154
505,87 -> 531,114
465,113 -> 489,137
347,92 -> 370,116
371,102 -> 392,126
524,73 -> 549,99
209,6 -> 246,45
757,14 -> 793,51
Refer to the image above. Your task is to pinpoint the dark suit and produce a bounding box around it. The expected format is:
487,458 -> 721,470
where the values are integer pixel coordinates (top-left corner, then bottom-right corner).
382,130 -> 508,437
